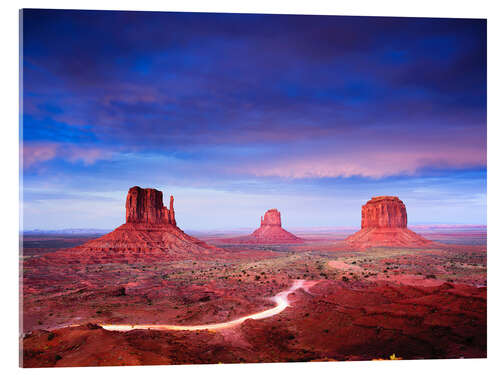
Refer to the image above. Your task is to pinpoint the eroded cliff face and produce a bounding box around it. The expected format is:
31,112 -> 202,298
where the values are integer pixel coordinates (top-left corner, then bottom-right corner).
361,196 -> 407,229
126,186 -> 176,225
261,209 -> 282,227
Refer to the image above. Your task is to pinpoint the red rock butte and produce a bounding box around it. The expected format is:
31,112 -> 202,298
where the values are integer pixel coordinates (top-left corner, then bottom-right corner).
361,196 -> 407,229
223,209 -> 303,244
260,209 -> 282,227
126,186 -> 176,226
47,186 -> 223,263
345,196 -> 434,249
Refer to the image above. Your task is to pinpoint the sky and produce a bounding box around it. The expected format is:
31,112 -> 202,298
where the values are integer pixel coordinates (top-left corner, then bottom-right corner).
21,10 -> 487,230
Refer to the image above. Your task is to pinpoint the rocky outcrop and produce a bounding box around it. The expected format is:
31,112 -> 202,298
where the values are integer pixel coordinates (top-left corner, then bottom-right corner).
222,209 -> 303,244
261,209 -> 282,227
48,186 -> 222,263
345,196 -> 433,249
361,196 -> 407,229
168,195 -> 176,226
126,186 -> 176,225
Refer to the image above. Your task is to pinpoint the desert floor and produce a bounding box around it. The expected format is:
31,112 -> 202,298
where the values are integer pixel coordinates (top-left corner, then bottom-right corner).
20,228 -> 486,367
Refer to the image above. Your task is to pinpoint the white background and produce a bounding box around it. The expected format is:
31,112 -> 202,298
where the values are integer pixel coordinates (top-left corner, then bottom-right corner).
2,0 -> 498,374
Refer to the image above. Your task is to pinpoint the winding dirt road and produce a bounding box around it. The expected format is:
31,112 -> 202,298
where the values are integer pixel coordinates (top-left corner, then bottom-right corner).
101,279 -> 310,332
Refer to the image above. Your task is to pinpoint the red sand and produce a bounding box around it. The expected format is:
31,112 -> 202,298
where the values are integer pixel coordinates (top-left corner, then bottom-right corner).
22,278 -> 486,367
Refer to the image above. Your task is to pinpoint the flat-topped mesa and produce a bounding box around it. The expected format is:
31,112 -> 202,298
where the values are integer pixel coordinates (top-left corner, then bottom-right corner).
261,209 -> 282,227
126,186 -> 176,225
345,195 -> 433,249
361,196 -> 407,229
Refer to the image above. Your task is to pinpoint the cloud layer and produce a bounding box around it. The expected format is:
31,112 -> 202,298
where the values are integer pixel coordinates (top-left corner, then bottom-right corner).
20,10 -> 487,228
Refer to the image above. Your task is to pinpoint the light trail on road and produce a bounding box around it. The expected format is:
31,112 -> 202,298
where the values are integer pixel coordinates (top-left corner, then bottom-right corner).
101,279 -> 310,332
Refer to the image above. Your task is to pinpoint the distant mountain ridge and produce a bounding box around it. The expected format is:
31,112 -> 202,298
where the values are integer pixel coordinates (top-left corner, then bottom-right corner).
23,228 -> 112,235
23,224 -> 486,236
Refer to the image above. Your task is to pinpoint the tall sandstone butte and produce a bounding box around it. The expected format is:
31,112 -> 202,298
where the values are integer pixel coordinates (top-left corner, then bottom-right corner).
260,209 -> 282,227
223,209 -> 303,244
47,186 -> 222,263
126,186 -> 176,225
345,196 -> 433,249
361,196 -> 407,229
